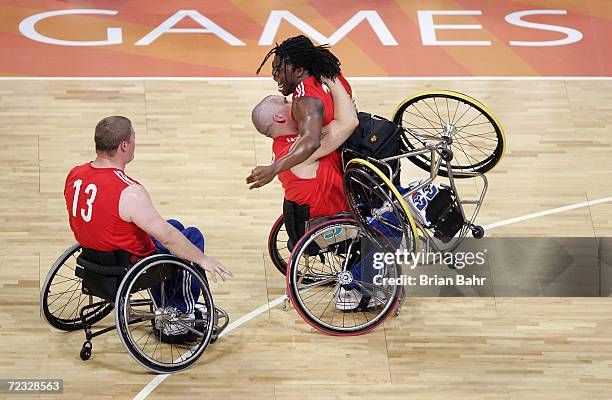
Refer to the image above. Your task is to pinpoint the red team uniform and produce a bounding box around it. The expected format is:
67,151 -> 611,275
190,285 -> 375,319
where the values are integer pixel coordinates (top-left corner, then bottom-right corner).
292,74 -> 352,126
275,74 -> 353,218
64,163 -> 155,258
273,134 -> 346,218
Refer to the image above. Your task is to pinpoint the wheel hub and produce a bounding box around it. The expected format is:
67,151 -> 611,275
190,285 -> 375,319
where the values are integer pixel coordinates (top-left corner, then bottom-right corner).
338,271 -> 353,285
444,124 -> 456,138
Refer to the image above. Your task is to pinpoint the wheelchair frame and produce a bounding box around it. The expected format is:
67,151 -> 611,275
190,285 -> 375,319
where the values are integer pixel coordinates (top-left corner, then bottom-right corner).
41,245 -> 229,374
345,124 -> 489,254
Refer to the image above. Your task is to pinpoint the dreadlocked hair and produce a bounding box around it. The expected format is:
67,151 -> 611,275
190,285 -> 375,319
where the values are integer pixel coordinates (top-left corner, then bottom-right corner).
256,35 -> 341,83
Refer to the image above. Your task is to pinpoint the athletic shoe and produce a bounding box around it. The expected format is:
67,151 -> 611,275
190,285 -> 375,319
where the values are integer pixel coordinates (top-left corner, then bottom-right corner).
153,312 -> 194,344
334,287 -> 362,311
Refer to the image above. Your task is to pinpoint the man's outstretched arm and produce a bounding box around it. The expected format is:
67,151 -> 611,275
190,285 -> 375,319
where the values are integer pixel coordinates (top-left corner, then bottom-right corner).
246,96 -> 324,189
119,184 -> 233,283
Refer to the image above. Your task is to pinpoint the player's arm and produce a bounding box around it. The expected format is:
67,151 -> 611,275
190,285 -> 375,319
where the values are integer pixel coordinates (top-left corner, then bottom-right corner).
119,185 -> 232,282
246,96 -> 324,189
268,96 -> 325,170
303,77 -> 358,164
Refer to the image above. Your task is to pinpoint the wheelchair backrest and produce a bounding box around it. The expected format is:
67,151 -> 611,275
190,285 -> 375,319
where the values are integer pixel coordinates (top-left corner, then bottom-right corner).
75,247 -> 132,302
340,112 -> 404,185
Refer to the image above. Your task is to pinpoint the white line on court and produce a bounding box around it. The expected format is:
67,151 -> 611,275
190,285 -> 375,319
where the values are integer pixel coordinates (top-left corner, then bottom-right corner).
483,196 -> 612,230
133,195 -> 612,400
133,295 -> 287,400
2,76 -> 612,81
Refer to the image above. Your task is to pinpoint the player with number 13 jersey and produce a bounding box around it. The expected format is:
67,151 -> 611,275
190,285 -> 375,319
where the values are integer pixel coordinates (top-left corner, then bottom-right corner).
64,163 -> 155,258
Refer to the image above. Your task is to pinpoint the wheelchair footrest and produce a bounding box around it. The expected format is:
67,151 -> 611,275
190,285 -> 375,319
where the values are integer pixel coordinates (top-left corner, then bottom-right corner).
211,306 -> 229,342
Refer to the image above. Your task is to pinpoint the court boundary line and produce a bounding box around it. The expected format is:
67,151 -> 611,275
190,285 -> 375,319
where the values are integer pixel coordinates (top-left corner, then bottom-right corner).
133,296 -> 286,400
133,195 -> 612,400
1,76 -> 612,81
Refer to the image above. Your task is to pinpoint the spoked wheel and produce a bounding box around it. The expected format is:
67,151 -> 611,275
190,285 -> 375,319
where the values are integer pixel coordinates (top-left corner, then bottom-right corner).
268,214 -> 291,275
343,158 -> 419,254
269,213 -> 330,284
287,218 -> 403,336
116,255 -> 215,374
393,91 -> 506,177
41,244 -> 113,331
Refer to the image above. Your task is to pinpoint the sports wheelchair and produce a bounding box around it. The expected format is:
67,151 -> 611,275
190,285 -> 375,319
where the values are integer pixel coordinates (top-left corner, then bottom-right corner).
41,244 -> 229,373
268,91 -> 505,336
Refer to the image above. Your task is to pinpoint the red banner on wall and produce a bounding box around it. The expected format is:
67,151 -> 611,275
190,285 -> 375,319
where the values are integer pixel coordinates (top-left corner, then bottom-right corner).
2,0 -> 611,77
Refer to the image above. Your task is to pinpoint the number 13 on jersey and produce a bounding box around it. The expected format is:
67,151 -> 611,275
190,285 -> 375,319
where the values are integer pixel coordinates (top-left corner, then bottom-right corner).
72,179 -> 97,222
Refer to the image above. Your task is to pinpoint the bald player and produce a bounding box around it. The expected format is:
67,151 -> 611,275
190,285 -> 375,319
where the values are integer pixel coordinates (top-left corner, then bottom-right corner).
247,35 -> 353,189
252,77 -> 356,222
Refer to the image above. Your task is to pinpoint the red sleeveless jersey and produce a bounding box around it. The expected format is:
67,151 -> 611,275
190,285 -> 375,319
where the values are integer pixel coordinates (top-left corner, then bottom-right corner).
64,163 -> 156,258
273,134 -> 348,218
292,74 -> 352,126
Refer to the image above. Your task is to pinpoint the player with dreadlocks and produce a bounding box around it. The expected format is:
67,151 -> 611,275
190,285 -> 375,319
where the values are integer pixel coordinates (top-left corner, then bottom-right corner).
246,35 -> 355,189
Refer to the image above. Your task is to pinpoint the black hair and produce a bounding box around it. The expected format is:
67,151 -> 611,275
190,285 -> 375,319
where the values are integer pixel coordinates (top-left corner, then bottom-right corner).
256,35 -> 341,83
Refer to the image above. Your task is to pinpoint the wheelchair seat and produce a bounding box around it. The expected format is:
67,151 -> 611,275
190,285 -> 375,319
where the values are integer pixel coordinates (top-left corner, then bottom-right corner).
75,248 -> 176,303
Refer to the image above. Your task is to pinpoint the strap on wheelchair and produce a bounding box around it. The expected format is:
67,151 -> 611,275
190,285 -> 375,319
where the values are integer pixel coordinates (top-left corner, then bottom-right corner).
78,248 -> 131,272
76,258 -> 128,276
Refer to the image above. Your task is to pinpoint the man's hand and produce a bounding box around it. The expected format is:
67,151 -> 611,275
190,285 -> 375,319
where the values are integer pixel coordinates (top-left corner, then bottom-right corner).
120,186 -> 234,284
246,164 -> 279,189
198,254 -> 233,283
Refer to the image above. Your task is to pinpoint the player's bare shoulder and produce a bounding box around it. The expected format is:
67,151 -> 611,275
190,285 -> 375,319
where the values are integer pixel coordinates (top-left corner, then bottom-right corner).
292,95 -> 324,117
118,183 -> 150,222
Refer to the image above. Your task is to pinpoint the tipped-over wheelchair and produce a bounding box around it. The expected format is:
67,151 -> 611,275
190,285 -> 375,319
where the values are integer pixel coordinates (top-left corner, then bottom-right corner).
268,90 -> 505,336
41,244 -> 229,373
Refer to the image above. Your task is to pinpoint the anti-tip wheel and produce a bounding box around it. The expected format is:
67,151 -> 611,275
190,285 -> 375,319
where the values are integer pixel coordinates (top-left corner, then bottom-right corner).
471,225 -> 485,239
80,342 -> 92,360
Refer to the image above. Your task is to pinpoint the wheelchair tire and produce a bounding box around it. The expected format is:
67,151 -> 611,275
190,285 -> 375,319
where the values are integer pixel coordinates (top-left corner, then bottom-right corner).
41,244 -> 113,331
287,218 -> 403,336
392,91 -> 506,177
268,214 -> 290,275
115,255 -> 215,374
343,158 -> 419,255
268,213 -> 329,285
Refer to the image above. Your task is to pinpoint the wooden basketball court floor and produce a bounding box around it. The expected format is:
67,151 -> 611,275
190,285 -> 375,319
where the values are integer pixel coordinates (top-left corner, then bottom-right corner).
1,78 -> 612,399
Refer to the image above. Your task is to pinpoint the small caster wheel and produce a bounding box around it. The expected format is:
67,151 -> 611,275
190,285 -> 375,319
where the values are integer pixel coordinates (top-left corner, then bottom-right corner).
394,308 -> 400,317
282,297 -> 290,311
471,225 -> 485,239
210,336 -> 218,344
80,341 -> 92,361
439,148 -> 453,162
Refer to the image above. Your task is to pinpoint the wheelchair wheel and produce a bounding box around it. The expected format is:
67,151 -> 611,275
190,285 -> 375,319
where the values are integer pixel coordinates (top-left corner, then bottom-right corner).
41,244 -> 112,331
393,90 -> 506,177
268,214 -> 291,275
268,213 -> 327,284
115,255 -> 215,374
343,158 -> 419,254
287,218 -> 403,336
